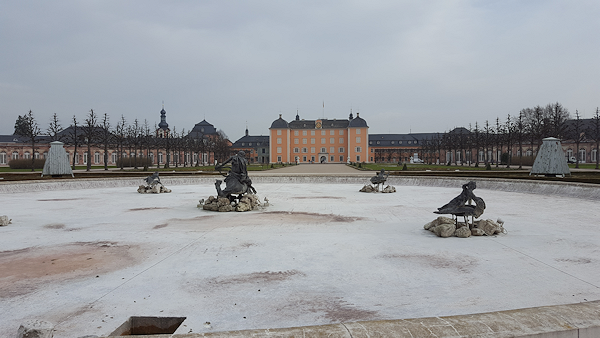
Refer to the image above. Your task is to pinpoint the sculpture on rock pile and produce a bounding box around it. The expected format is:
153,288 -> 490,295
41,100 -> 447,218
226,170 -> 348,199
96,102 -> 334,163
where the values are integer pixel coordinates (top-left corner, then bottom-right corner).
201,151 -> 263,212
138,172 -> 171,193
360,169 -> 396,193
424,181 -> 505,238
434,181 -> 485,225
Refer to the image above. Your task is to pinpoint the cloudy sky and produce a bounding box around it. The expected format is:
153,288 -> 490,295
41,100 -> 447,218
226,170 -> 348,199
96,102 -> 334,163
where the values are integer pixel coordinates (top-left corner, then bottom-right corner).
1,1 -> 599,139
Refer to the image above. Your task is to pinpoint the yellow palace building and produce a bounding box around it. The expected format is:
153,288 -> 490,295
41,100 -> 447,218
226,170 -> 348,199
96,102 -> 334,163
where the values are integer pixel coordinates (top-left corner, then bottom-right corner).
269,111 -> 369,164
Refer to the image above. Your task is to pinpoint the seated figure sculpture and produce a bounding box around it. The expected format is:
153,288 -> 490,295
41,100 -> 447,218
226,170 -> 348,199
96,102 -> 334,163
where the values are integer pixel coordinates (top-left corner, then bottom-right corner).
434,181 -> 485,225
370,169 -> 389,187
215,151 -> 256,201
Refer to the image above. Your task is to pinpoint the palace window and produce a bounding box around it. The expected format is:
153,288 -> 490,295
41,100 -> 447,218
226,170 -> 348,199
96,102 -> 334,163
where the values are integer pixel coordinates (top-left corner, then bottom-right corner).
321,130 -> 326,135
330,138 -> 334,144
94,151 -> 100,164
303,130 -> 307,136
330,147 -> 335,153
24,152 -> 31,159
321,138 -> 326,143
330,130 -> 335,135
356,147 -> 362,153
356,137 -> 361,143
277,130 -> 281,135
339,138 -> 344,143
321,147 -> 326,153
277,147 -> 282,153
311,147 -> 315,153
294,139 -> 299,144
356,129 -> 361,134
294,130 -> 299,136
277,138 -> 282,144
339,147 -> 345,153
294,148 -> 299,153
0,152 -> 6,164
311,130 -> 315,136
302,147 -> 308,153
303,139 -> 307,144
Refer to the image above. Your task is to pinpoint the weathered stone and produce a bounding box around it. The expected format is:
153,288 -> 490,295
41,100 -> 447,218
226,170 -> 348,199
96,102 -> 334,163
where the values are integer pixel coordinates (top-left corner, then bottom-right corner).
433,223 -> 456,238
476,219 -> 502,236
137,185 -> 146,193
218,204 -> 234,212
236,202 -> 251,212
424,216 -> 454,230
455,226 -> 471,238
381,185 -> 396,193
0,215 -> 11,226
359,185 -> 377,193
471,228 -> 485,236
16,320 -> 54,338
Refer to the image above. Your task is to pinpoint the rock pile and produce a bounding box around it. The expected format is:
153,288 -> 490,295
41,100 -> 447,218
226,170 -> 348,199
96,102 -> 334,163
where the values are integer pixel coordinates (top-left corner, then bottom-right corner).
424,216 -> 505,238
199,194 -> 262,212
137,183 -> 171,194
359,185 -> 396,193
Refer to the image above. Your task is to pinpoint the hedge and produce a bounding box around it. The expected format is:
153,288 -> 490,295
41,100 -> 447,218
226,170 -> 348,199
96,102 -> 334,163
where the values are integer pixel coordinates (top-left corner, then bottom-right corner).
9,159 -> 46,169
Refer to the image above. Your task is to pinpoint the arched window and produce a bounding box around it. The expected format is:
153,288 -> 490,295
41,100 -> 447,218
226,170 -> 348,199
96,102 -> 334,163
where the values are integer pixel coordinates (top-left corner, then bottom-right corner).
94,151 -> 101,164
12,152 -> 19,160
111,152 -> 117,164
592,149 -> 597,163
0,152 -> 6,164
24,151 -> 31,159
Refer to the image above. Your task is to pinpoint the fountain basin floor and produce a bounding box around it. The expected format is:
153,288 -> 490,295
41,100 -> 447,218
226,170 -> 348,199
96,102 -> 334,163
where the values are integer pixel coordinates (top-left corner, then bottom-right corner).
1,179 -> 599,337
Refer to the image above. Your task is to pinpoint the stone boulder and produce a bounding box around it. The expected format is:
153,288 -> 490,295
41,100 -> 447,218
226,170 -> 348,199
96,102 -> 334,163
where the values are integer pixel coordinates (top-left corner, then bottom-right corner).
0,215 -> 11,226
16,320 -> 54,338
424,216 -> 454,231
359,185 -> 378,193
471,228 -> 485,236
474,219 -> 505,236
137,183 -> 171,194
381,185 -> 396,193
455,226 -> 471,238
433,222 -> 456,237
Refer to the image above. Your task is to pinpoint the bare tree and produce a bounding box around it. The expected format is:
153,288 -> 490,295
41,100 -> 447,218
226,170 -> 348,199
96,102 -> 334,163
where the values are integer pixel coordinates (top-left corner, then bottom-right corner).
100,113 -> 111,170
516,110 -> 526,169
115,115 -> 127,170
47,113 -> 64,142
82,109 -> 99,171
569,110 -> 585,169
68,115 -> 80,170
546,102 -> 570,139
504,114 -> 515,168
13,110 -> 41,171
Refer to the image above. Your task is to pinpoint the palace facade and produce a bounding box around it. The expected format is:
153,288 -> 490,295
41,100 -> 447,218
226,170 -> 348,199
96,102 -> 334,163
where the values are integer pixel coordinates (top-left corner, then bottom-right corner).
268,112 -> 369,163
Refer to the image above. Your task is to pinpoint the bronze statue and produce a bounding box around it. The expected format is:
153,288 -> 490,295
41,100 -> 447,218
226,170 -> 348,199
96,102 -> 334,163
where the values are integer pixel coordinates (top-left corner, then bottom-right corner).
215,151 -> 256,201
144,172 -> 161,186
434,181 -> 485,225
370,169 -> 389,187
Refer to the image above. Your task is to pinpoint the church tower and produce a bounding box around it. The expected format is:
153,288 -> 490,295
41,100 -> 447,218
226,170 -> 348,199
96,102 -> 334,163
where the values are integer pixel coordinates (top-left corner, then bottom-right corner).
156,104 -> 170,138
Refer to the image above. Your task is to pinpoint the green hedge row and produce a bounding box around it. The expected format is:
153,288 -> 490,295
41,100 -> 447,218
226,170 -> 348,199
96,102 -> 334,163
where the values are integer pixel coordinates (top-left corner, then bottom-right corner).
9,159 -> 46,169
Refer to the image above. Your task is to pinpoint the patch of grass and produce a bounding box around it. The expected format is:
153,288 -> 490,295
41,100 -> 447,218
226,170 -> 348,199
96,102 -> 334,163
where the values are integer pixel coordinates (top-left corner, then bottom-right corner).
568,163 -> 600,169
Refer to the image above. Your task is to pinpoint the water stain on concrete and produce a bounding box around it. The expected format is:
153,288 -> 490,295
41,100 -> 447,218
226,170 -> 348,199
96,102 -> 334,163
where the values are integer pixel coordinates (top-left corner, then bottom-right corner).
153,223 -> 169,229
44,223 -> 66,229
202,270 -> 306,288
378,253 -> 478,273
37,198 -> 81,202
279,296 -> 379,323
555,257 -> 593,264
128,207 -> 169,212
262,211 -> 363,223
0,241 -> 142,298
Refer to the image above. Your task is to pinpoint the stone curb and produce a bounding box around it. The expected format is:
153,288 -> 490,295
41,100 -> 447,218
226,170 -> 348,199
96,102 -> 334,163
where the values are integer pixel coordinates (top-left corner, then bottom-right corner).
3,176 -> 600,200
99,301 -> 600,338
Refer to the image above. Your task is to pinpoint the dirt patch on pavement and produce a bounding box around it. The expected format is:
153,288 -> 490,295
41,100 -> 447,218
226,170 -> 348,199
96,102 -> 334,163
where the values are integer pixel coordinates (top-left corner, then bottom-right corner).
262,211 -> 363,223
203,270 -> 306,288
44,223 -> 66,229
37,198 -> 81,201
555,257 -> 593,264
278,296 -> 379,323
0,241 -> 142,298
128,207 -> 169,212
378,253 -> 478,273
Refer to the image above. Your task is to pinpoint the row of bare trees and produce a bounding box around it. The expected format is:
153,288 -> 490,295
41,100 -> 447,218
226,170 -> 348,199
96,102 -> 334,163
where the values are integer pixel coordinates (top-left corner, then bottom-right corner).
420,103 -> 600,169
13,109 -> 233,171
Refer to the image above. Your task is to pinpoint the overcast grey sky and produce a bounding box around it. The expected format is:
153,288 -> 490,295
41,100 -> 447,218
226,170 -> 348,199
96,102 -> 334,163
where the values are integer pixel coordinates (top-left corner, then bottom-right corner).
1,1 -> 599,139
